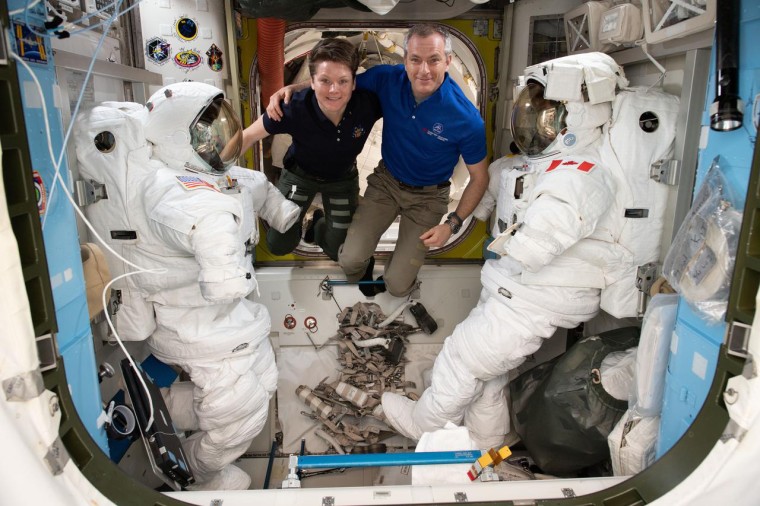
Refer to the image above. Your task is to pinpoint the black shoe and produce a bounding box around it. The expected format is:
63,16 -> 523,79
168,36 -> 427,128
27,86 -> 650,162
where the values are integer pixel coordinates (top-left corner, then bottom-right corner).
409,302 -> 438,334
303,208 -> 323,244
359,257 -> 378,297
374,275 -> 386,295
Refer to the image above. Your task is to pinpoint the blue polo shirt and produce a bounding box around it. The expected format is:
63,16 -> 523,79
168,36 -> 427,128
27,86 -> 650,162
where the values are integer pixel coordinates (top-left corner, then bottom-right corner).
356,64 -> 486,186
263,87 -> 382,180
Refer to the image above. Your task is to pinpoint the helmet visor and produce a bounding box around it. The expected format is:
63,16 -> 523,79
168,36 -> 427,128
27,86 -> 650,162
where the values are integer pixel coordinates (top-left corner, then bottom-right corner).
190,97 -> 242,173
511,82 -> 567,156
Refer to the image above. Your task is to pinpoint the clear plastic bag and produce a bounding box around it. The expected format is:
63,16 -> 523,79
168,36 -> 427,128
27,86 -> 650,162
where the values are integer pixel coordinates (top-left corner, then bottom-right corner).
662,157 -> 742,323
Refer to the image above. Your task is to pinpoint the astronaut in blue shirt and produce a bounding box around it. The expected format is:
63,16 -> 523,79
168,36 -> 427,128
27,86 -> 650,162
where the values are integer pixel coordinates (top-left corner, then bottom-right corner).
268,24 -> 488,297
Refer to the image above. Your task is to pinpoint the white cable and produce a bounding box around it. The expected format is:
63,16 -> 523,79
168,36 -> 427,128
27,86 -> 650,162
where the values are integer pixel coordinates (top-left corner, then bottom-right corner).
635,39 -> 667,91
12,1 -> 166,434
42,1 -> 121,229
9,49 -> 156,273
102,270 -> 165,432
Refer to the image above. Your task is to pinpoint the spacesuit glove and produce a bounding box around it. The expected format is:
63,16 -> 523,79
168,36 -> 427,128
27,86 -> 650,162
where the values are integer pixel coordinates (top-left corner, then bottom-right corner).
198,265 -> 255,303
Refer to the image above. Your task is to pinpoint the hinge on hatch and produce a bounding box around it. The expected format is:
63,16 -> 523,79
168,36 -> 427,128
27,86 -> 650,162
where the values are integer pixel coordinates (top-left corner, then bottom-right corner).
636,262 -> 660,317
726,321 -> 752,359
75,179 -> 107,206
650,159 -> 680,185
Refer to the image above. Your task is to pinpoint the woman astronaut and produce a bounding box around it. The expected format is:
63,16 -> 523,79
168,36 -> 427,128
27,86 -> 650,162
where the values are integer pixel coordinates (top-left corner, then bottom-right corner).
380,52 -> 679,449
74,82 -> 299,490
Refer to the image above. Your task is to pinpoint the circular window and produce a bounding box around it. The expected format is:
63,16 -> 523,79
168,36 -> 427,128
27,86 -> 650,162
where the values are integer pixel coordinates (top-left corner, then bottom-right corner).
94,131 -> 116,153
639,111 -> 660,133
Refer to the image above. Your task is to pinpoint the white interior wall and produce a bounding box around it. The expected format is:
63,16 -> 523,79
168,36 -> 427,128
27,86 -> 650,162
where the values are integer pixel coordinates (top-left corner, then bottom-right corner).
137,0 -> 230,94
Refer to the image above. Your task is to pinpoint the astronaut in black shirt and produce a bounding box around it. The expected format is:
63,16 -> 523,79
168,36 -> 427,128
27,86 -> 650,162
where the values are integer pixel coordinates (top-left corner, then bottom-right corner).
241,37 -> 382,260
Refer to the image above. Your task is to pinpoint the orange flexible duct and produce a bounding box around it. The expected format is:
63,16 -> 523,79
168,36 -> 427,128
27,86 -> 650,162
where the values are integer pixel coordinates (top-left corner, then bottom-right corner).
256,18 -> 286,109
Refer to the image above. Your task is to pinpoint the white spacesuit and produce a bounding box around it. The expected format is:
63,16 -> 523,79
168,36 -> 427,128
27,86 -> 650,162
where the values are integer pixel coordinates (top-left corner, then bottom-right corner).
381,53 -> 679,449
73,82 -> 299,489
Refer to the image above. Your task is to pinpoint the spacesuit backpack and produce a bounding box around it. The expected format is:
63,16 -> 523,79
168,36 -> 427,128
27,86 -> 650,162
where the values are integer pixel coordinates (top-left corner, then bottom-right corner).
73,102 -> 160,341
598,87 -> 680,318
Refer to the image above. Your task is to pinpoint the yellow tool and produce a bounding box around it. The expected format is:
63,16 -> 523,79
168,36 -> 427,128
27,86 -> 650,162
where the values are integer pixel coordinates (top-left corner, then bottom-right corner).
467,445 -> 512,481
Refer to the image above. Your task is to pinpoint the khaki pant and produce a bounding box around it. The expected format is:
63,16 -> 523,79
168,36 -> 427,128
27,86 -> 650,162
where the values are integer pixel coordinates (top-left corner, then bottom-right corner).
339,162 -> 450,297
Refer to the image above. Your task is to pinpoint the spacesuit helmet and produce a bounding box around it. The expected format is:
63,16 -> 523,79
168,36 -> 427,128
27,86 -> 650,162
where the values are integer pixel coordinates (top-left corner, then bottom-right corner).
511,52 -> 628,158
144,82 -> 242,174
511,81 -> 567,156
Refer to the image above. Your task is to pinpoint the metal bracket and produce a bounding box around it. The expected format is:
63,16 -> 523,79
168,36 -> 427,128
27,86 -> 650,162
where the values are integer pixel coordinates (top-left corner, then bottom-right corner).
319,277 -> 334,301
36,333 -> 58,372
636,262 -> 660,317
726,321 -> 752,359
75,179 -> 107,206
322,497 -> 335,506
561,488 -> 577,498
281,455 -> 301,489
650,159 -> 680,185
454,492 -> 468,503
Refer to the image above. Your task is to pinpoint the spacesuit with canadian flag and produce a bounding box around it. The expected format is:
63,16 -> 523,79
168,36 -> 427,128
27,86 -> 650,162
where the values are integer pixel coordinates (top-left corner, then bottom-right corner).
380,52 -> 680,448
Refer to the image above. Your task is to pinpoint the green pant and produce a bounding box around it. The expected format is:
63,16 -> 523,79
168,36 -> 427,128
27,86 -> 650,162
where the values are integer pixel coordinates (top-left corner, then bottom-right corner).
266,165 -> 359,261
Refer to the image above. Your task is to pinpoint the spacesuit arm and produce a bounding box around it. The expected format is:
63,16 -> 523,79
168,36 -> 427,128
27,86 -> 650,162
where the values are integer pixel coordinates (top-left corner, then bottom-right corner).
472,156 -> 516,221
227,166 -> 300,233
501,169 -> 615,272
189,212 -> 255,302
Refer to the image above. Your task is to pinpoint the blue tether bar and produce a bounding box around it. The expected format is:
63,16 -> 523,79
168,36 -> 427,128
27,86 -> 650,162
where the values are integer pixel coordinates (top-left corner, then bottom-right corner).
323,279 -> 385,285
297,451 -> 481,470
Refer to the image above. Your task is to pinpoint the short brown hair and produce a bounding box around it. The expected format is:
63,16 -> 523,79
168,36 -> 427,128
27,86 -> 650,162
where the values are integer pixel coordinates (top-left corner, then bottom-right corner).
308,38 -> 360,78
404,24 -> 452,56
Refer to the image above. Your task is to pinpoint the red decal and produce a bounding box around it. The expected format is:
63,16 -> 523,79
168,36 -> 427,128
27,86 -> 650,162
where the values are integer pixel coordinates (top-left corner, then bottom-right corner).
546,159 -> 563,172
578,161 -> 595,172
561,160 -> 578,166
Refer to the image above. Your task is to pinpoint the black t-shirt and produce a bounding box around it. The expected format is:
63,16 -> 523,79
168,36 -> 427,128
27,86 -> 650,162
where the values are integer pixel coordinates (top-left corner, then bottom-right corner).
262,87 -> 382,180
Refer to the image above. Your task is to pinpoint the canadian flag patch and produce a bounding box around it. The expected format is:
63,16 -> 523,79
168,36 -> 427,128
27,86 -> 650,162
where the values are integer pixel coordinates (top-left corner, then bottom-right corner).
546,159 -> 595,173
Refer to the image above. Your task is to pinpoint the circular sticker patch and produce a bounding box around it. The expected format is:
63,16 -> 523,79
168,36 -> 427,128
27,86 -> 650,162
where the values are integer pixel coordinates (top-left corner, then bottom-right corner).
175,17 -> 198,41
33,171 -> 46,215
173,49 -> 201,70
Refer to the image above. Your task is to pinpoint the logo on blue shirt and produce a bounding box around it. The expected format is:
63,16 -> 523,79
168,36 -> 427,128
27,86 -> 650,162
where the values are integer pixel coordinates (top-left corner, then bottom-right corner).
432,123 -> 444,134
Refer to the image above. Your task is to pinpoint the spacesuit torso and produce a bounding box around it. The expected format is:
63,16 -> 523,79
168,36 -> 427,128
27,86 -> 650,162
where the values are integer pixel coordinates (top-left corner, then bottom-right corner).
74,100 -> 299,355
486,87 -> 679,319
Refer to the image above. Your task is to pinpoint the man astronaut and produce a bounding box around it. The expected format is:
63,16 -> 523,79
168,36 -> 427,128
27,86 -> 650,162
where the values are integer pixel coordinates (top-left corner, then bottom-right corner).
380,52 -> 679,448
74,82 -> 299,489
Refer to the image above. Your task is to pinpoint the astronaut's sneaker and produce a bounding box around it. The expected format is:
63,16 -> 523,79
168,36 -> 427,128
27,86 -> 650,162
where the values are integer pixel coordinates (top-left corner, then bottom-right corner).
409,302 -> 437,334
381,392 -> 423,441
187,464 -> 251,491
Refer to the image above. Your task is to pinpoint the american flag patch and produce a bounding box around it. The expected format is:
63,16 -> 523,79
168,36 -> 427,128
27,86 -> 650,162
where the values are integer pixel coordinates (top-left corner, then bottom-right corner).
176,175 -> 220,192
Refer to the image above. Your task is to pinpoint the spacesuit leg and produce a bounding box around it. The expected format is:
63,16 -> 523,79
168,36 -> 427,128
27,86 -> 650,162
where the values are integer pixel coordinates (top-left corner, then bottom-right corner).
383,287 -> 572,444
161,381 -> 200,431
463,374 -> 510,449
158,339 -> 275,491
